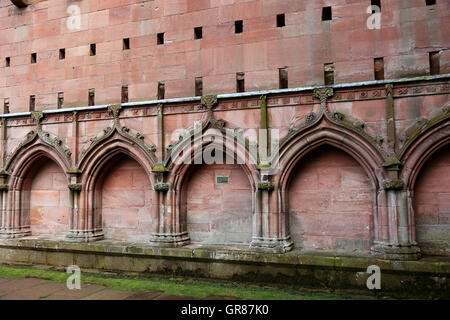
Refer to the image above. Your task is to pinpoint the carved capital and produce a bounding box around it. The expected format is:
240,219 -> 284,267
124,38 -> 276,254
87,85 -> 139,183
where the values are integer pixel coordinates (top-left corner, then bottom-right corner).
382,155 -> 402,171
0,184 -> 9,191
157,103 -> 164,115
152,163 -> 169,173
68,183 -> 82,191
201,95 -> 218,110
259,95 -> 267,106
31,111 -> 44,124
154,182 -> 170,192
258,182 -> 275,191
0,169 -> 9,186
67,168 -> 82,178
108,104 -> 122,118
383,179 -> 405,190
313,87 -> 334,102
385,84 -> 394,97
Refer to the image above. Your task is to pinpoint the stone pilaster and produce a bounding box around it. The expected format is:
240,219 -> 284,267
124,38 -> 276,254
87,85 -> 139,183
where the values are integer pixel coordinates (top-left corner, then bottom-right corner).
149,105 -> 190,247
371,158 -> 421,260
65,168 -> 104,242
249,95 -> 293,253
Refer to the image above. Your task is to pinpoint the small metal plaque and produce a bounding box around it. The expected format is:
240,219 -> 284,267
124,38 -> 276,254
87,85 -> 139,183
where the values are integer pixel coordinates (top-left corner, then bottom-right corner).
216,176 -> 229,184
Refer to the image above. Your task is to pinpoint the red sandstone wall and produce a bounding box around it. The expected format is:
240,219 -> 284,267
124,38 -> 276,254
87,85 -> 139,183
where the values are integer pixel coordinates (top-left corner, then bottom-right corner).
23,158 -> 70,235
97,155 -> 154,241
0,0 -> 449,112
414,144 -> 450,255
288,146 -> 374,252
182,163 -> 252,244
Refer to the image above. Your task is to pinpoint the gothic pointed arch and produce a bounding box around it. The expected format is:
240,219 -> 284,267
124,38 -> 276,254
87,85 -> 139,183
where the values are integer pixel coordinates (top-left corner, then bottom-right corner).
276,88 -> 387,192
400,105 -> 450,189
4,112 -> 73,185
77,105 -> 158,173
163,95 -> 258,179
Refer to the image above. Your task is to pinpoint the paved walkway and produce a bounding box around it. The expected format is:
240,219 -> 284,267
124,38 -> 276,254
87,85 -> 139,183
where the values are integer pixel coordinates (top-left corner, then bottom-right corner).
0,278 -> 239,300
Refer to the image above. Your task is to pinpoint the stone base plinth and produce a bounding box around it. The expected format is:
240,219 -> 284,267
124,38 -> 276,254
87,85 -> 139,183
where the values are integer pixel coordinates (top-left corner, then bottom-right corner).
371,243 -> 422,261
0,237 -> 448,299
0,227 -> 31,239
65,230 -> 104,243
149,232 -> 190,247
249,237 -> 294,253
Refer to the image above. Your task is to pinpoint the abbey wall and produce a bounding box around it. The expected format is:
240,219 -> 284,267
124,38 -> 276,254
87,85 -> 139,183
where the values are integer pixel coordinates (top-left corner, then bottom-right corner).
0,0 -> 449,262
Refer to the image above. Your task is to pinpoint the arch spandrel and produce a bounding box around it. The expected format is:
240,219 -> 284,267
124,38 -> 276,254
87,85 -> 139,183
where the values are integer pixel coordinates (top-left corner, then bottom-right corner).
4,112 -> 73,183
77,105 -> 158,171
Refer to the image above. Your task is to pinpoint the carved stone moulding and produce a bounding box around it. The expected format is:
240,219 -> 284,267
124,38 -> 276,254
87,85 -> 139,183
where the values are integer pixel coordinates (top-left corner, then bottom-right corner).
0,227 -> 31,239
65,230 -> 104,243
250,237 -> 294,253
371,243 -> 421,261
150,232 -> 190,247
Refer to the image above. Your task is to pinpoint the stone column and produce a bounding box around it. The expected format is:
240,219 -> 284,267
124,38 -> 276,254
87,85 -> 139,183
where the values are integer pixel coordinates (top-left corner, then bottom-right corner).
250,171 -> 293,253
149,102 -> 189,247
370,84 -> 420,260
0,174 -> 31,239
249,95 -> 293,253
65,168 -> 104,242
149,167 -> 190,247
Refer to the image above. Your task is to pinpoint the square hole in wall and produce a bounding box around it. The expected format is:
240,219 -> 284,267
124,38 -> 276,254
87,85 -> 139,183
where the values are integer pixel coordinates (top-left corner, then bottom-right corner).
236,72 -> 245,92
322,6 -> 332,21
235,20 -> 243,33
324,63 -> 335,85
426,0 -> 436,6
90,43 -> 96,56
277,14 -> 286,27
374,57 -> 385,80
31,53 -> 37,64
59,48 -> 65,60
58,92 -> 64,109
429,51 -> 440,75
194,27 -> 203,39
195,77 -> 203,96
158,82 -> 165,99
5,57 -> 10,67
279,67 -> 288,89
157,33 -> 164,45
123,38 -> 130,50
29,95 -> 35,111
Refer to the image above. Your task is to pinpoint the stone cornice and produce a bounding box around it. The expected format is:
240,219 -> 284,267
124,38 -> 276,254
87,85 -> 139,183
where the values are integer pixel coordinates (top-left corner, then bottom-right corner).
1,74 -> 448,119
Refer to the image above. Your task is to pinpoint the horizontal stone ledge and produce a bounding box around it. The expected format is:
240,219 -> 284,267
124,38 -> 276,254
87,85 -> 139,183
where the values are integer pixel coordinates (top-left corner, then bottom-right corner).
0,238 -> 448,276
1,74 -> 449,119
